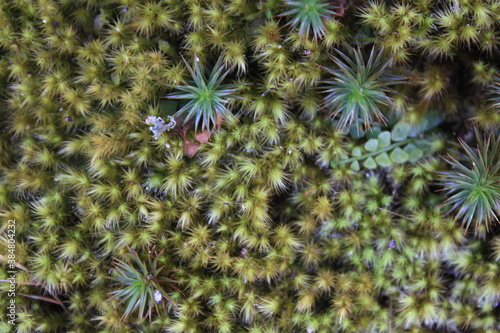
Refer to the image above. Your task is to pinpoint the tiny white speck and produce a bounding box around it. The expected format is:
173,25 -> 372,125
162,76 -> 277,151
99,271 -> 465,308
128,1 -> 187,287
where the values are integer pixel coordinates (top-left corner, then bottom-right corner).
154,290 -> 162,303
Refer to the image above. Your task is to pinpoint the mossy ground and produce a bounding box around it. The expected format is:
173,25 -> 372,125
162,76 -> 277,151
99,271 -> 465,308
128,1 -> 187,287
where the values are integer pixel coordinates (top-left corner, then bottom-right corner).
0,1 -> 499,332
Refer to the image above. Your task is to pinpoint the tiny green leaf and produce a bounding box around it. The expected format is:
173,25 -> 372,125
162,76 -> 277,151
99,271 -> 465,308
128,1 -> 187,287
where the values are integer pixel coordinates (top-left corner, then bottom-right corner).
350,160 -> 360,171
352,147 -> 362,157
375,152 -> 391,167
365,139 -> 378,152
364,157 -> 377,169
403,144 -> 424,162
390,147 -> 409,164
377,131 -> 391,148
391,122 -> 410,141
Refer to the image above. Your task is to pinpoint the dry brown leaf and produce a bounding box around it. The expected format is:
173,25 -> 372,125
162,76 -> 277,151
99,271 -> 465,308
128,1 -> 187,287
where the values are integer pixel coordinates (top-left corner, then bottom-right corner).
194,130 -> 211,144
184,139 -> 201,157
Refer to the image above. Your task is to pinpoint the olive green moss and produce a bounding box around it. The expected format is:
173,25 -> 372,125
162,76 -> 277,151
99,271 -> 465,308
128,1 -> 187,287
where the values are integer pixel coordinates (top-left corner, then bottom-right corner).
0,0 -> 499,332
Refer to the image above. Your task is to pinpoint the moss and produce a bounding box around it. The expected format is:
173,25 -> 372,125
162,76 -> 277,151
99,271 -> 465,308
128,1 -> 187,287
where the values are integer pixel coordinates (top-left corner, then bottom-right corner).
0,0 -> 499,332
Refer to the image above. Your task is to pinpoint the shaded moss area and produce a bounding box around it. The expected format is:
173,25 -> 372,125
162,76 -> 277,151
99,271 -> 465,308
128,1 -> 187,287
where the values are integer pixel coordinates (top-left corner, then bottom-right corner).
0,1 -> 499,332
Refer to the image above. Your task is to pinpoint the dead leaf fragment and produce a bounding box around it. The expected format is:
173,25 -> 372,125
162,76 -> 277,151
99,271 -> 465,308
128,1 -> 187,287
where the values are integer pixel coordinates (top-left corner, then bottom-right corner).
194,130 -> 211,144
184,139 -> 200,157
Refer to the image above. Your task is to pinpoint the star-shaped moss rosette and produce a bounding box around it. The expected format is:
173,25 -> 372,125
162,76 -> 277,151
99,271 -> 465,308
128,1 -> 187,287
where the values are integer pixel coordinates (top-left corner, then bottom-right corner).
280,0 -> 337,40
165,58 -> 244,132
321,46 -> 406,130
107,249 -> 180,322
439,130 -> 500,233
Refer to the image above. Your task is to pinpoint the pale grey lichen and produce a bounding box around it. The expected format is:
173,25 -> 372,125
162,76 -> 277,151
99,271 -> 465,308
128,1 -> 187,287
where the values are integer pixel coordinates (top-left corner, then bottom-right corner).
145,115 -> 176,140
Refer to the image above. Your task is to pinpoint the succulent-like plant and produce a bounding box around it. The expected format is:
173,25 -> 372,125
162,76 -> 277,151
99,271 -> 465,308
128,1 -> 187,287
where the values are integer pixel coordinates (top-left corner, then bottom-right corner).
280,0 -> 336,40
107,248 -> 179,322
321,46 -> 406,130
439,130 -> 500,233
166,58 -> 244,132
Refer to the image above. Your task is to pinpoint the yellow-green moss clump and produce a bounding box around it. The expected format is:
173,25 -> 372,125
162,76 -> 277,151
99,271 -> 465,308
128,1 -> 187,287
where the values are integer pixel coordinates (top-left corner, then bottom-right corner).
0,1 -> 499,332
